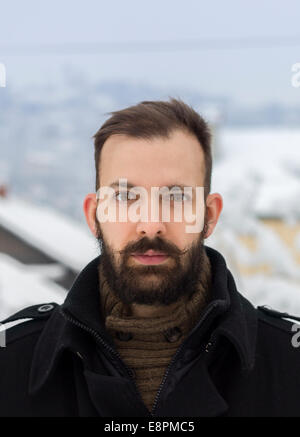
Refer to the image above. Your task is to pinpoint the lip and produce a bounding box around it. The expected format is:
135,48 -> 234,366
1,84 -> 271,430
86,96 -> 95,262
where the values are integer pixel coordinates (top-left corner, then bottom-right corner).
133,250 -> 167,256
132,250 -> 169,265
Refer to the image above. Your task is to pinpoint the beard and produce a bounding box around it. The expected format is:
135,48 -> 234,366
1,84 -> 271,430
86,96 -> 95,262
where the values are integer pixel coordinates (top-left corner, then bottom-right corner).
95,217 -> 209,306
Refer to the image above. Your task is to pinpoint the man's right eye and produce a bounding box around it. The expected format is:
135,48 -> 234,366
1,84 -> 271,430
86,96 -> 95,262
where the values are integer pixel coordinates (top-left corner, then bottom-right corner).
114,191 -> 137,201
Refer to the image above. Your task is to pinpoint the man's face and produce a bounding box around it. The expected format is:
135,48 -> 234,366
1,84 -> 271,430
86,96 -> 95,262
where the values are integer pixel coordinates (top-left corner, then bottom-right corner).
95,129 -> 209,305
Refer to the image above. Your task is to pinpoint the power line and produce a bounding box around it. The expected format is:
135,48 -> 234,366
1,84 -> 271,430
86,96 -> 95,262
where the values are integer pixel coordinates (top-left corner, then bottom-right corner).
1,35 -> 300,56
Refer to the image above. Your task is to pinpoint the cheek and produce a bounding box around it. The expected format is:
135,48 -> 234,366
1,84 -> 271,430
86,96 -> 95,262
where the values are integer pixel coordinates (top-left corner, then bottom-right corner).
100,222 -> 133,249
168,222 -> 196,250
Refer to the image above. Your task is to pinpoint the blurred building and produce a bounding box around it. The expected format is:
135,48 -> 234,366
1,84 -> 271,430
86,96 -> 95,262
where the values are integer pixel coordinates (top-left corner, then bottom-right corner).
0,189 -> 98,317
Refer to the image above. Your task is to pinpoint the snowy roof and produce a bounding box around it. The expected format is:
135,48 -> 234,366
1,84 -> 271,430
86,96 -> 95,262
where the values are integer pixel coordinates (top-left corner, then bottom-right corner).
0,196 -> 99,272
0,253 -> 65,319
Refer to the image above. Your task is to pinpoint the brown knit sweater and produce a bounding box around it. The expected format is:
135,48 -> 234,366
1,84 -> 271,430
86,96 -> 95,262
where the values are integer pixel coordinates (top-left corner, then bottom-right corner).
98,253 -> 212,412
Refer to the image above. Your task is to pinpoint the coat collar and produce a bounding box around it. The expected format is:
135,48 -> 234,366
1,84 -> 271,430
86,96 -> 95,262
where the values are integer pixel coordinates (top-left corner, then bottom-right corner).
29,245 -> 258,398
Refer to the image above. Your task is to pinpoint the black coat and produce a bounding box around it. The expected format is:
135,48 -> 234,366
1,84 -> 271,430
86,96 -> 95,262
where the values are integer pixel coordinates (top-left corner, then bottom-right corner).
1,245 -> 300,417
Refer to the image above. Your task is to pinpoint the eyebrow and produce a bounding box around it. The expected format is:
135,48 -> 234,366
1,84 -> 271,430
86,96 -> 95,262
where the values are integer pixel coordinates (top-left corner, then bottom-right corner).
108,181 -> 195,190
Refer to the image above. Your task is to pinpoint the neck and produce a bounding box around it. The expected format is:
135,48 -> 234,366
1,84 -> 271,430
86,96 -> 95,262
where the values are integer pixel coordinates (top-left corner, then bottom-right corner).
128,298 -> 187,318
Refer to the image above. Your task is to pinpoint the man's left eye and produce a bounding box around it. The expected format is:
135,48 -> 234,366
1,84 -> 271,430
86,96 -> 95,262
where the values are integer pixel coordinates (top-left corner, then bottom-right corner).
171,193 -> 191,202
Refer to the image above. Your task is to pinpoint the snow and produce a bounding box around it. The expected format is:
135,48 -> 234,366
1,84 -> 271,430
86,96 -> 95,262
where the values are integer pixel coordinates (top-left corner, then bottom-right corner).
295,233 -> 300,252
0,253 -> 65,319
206,128 -> 300,314
214,128 -> 300,222
0,195 -> 99,272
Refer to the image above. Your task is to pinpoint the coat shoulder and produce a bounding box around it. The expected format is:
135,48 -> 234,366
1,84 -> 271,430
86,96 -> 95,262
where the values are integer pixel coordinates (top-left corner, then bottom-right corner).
0,302 -> 59,346
256,305 -> 300,334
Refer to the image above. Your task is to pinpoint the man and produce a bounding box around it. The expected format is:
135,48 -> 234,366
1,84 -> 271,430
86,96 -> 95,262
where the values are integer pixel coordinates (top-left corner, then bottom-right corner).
1,98 -> 300,417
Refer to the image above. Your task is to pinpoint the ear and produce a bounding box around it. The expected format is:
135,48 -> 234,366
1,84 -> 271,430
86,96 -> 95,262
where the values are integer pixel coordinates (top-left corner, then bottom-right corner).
204,193 -> 223,239
83,193 -> 98,237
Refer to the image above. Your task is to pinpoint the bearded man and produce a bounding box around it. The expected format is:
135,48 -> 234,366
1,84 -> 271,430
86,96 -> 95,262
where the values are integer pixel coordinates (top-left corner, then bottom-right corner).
1,98 -> 300,417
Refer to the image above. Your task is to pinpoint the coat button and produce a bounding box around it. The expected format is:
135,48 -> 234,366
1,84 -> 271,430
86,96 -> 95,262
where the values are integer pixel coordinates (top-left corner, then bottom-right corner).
205,341 -> 213,352
164,327 -> 182,343
37,304 -> 55,313
128,368 -> 136,379
116,331 -> 133,341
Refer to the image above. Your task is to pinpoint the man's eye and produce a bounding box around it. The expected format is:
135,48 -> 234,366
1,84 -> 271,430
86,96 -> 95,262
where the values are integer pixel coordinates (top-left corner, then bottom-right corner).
169,193 -> 191,202
114,191 -> 137,201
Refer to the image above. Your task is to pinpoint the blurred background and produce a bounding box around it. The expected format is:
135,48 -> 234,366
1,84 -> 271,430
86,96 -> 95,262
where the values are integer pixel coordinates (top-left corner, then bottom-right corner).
1,0 -> 300,318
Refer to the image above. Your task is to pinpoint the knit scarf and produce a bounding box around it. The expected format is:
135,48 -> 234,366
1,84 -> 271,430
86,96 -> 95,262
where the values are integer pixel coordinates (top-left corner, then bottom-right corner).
98,250 -> 212,412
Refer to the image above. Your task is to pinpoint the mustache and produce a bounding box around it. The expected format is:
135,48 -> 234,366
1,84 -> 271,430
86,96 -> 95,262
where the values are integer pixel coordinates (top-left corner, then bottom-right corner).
118,236 -> 188,257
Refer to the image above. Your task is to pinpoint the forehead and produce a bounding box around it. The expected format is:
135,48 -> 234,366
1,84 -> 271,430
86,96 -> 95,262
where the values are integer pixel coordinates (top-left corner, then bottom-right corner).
99,129 -> 205,187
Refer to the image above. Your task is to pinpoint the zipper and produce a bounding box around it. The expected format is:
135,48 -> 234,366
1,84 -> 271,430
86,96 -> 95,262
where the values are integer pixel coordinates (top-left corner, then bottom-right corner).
59,307 -> 152,417
150,300 -> 221,415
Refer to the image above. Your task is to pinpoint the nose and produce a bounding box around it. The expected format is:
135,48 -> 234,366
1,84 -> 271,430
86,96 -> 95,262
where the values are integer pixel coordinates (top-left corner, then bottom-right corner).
136,220 -> 167,238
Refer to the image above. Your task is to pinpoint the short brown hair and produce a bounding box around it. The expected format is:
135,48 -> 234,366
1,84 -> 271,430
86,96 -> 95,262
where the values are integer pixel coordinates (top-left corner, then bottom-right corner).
93,98 -> 212,199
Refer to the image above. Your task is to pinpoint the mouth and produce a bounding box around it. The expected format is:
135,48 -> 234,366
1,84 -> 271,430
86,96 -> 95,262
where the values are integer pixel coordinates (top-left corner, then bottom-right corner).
132,249 -> 169,265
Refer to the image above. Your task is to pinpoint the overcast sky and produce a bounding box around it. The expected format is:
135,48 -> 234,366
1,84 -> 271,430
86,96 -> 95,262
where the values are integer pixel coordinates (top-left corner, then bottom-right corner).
1,0 -> 300,105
